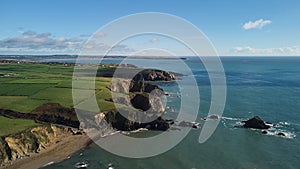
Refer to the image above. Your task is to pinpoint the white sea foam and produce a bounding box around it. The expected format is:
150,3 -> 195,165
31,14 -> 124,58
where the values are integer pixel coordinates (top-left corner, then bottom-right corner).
278,121 -> 290,126
101,131 -> 120,138
107,163 -> 115,169
222,116 -> 244,121
263,130 -> 296,139
43,161 -> 54,167
130,128 -> 148,133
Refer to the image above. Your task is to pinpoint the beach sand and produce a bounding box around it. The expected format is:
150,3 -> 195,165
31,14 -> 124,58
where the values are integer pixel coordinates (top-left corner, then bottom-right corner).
4,134 -> 92,169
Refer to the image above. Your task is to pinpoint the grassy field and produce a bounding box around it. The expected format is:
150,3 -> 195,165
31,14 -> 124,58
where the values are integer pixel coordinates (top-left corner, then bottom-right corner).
0,116 -> 40,136
0,62 -> 114,136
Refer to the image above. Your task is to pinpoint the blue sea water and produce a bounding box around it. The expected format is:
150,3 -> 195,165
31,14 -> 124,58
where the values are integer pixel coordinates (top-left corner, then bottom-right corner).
44,57 -> 300,169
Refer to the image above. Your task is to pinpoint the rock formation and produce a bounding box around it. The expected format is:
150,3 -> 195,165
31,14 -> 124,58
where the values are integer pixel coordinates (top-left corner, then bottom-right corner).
105,69 -> 177,131
0,124 -> 77,166
242,116 -> 270,129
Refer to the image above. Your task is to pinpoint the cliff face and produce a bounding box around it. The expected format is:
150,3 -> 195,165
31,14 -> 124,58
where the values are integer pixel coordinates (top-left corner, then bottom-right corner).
105,69 -> 174,131
109,69 -> 176,93
0,124 -> 76,166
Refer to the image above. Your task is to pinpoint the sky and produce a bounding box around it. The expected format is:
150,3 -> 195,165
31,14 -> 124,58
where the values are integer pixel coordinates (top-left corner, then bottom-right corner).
1,0 -> 300,56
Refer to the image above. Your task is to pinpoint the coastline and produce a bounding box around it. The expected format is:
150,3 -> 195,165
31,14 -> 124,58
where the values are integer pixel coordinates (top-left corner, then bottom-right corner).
3,134 -> 92,169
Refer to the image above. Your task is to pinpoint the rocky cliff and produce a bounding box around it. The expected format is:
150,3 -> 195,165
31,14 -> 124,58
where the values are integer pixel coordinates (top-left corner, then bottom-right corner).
0,124 -> 77,166
105,69 -> 175,131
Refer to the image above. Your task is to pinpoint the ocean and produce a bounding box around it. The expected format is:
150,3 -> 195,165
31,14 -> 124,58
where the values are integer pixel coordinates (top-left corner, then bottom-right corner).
44,57 -> 300,169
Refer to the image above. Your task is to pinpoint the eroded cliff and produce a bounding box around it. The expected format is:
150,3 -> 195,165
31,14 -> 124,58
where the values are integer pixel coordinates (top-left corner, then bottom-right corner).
0,124 -> 77,166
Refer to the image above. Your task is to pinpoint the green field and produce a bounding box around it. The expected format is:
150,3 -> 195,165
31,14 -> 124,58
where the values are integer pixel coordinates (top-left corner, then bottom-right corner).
0,116 -> 40,136
0,62 -> 114,136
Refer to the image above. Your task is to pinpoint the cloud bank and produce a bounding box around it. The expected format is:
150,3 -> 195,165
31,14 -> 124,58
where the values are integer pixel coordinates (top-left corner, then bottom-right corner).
232,46 -> 300,56
243,19 -> 272,30
0,31 -> 82,53
0,30 -> 134,55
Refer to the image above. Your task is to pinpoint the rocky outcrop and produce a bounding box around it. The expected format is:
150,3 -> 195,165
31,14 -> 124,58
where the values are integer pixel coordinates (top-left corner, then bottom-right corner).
0,124 -> 77,166
130,94 -> 151,111
242,116 -> 270,129
97,65 -> 178,80
130,93 -> 165,113
110,68 -> 177,93
141,69 -> 177,81
109,78 -> 131,93
110,77 -> 165,95
178,121 -> 200,129
0,138 -> 11,165
102,111 -> 172,131
105,68 -> 176,130
203,115 -> 220,120
104,69 -> 177,132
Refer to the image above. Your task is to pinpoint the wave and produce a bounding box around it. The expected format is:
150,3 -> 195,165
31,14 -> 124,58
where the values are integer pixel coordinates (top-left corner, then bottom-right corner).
120,128 -> 149,135
74,161 -> 89,169
43,161 -> 55,167
263,128 -> 296,139
100,130 -> 121,138
221,116 -> 244,121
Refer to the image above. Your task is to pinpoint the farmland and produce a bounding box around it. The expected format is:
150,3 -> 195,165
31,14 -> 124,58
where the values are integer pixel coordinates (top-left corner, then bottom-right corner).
0,62 -> 114,136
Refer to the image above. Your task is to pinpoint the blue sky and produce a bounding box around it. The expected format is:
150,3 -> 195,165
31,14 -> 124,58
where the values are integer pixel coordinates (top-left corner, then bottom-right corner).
1,0 -> 300,56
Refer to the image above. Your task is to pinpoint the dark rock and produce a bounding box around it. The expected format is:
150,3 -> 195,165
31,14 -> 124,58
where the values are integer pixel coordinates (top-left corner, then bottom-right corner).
129,72 -> 166,95
129,73 -> 144,92
106,111 -> 171,131
131,92 -> 165,114
165,119 -> 175,125
262,131 -> 268,134
242,116 -> 270,129
192,125 -> 198,129
144,83 -> 165,95
178,121 -> 199,129
130,94 -> 151,111
141,69 -> 176,81
277,132 -> 285,136
204,115 -> 220,120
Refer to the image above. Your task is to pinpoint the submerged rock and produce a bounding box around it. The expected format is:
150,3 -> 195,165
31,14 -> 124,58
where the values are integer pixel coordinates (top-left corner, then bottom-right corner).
242,116 -> 270,129
203,115 -> 220,120
178,121 -> 199,129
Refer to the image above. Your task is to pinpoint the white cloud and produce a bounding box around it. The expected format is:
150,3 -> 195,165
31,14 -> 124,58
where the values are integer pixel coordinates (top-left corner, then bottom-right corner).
0,30 -> 82,52
231,46 -> 300,56
243,19 -> 272,30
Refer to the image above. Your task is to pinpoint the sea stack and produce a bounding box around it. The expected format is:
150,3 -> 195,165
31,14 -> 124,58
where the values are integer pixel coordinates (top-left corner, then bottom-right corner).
243,116 -> 270,129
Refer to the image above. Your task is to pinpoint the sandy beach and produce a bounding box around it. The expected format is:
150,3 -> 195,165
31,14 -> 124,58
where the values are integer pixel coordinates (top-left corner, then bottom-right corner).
4,134 -> 92,169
